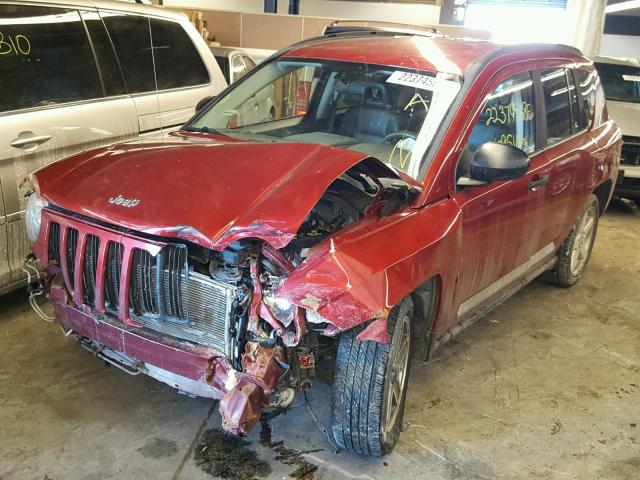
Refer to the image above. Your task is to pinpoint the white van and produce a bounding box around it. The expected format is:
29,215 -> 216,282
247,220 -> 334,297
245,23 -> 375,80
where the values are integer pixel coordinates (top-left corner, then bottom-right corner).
593,56 -> 640,202
0,0 -> 227,294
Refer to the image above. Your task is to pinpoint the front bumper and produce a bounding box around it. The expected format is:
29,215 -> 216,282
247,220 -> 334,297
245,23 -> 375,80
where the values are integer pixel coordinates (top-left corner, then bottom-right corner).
615,165 -> 640,199
48,275 -> 285,435
50,274 -> 231,397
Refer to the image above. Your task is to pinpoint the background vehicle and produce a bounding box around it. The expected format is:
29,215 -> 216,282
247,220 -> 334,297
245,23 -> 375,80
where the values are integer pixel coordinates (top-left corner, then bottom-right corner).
0,0 -> 227,295
210,46 -> 276,125
593,56 -> 640,202
27,33 -> 620,456
211,46 -> 258,83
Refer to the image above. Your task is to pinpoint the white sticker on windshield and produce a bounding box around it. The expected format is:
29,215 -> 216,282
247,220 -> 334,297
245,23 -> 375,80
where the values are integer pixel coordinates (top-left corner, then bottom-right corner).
622,74 -> 640,82
387,71 -> 437,91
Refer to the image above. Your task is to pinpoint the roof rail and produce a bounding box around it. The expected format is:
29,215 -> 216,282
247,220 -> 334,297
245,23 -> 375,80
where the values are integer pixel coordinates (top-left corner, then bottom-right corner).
322,20 -> 441,38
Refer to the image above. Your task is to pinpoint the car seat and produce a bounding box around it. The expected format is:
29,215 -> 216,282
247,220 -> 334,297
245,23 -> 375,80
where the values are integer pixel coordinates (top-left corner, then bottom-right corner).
340,83 -> 402,143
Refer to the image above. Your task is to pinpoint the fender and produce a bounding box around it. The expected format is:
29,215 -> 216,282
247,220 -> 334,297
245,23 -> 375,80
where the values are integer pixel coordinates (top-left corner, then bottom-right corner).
276,198 -> 463,342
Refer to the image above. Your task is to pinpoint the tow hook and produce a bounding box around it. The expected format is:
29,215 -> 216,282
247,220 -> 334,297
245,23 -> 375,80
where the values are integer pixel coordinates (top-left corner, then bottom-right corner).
219,342 -> 287,436
22,254 -> 55,323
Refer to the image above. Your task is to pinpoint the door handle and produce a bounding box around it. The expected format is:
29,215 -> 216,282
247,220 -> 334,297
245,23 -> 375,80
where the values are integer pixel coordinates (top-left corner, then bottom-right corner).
528,174 -> 549,191
10,132 -> 53,150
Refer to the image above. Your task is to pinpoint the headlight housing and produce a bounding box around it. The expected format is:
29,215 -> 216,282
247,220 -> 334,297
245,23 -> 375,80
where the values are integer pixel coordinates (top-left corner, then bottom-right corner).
25,191 -> 48,243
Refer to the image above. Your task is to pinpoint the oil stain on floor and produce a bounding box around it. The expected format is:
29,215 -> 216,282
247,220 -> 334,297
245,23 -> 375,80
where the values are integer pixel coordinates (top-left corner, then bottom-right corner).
194,428 -> 271,480
259,419 -> 321,480
193,421 -> 321,480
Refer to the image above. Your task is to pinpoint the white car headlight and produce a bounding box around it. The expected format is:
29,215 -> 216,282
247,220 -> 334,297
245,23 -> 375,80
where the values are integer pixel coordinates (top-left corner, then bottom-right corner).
25,191 -> 48,243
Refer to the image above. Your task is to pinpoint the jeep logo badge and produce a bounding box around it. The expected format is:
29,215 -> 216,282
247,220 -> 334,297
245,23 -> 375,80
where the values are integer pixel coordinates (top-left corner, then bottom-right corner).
108,195 -> 140,208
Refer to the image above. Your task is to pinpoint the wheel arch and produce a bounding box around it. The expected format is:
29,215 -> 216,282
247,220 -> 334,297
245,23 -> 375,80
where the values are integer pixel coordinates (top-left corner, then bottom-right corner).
409,275 -> 441,361
593,179 -> 613,215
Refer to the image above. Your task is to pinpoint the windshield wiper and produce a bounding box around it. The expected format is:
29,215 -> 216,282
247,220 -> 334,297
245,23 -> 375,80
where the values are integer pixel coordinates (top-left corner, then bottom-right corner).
182,126 -> 227,136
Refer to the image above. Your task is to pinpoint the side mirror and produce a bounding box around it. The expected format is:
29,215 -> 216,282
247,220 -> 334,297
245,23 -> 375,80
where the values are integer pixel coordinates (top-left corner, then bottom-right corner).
195,96 -> 214,113
468,142 -> 530,184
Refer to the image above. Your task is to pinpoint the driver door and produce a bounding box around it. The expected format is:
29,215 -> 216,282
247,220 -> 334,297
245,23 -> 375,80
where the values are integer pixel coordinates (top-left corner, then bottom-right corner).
452,70 -> 553,321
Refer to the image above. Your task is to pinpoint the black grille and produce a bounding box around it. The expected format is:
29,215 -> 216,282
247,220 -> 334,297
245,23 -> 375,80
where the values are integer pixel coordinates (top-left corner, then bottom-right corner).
621,136 -> 640,167
83,235 -> 100,306
105,242 -> 123,311
162,245 -> 187,319
66,228 -> 79,286
129,245 -> 188,322
48,222 -> 60,264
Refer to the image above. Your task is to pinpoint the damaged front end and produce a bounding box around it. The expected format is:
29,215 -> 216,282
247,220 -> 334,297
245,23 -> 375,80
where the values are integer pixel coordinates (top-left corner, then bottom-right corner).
30,156 -> 419,437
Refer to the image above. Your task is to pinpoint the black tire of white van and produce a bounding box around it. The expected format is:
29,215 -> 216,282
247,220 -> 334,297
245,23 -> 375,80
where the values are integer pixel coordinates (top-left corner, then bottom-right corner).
331,297 -> 414,456
544,194 -> 600,287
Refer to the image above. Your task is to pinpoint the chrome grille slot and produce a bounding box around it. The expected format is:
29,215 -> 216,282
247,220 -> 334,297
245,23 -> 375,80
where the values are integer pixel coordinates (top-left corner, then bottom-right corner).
66,228 -> 79,286
48,222 -> 60,264
83,235 -> 100,306
105,242 -> 123,312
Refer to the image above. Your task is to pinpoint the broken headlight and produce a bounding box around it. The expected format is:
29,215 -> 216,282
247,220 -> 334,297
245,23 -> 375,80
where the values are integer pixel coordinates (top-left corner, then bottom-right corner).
305,309 -> 329,324
25,191 -> 48,243
263,296 -> 295,326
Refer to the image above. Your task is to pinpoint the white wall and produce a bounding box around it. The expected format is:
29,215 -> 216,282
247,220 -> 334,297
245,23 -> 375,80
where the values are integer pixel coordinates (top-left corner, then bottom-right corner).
463,0 -> 605,55
163,0 -> 441,25
600,34 -> 640,58
164,0 -> 264,12
297,0 -> 440,25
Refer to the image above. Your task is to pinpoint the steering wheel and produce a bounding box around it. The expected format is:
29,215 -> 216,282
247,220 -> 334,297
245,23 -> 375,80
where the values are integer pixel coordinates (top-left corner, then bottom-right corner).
383,131 -> 417,145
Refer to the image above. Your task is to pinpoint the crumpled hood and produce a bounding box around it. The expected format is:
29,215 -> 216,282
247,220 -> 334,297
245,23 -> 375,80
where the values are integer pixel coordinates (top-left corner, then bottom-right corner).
34,136 -> 395,249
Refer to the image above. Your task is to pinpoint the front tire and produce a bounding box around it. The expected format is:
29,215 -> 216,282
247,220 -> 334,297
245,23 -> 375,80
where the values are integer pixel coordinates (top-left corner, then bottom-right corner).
545,194 -> 599,287
331,297 -> 413,456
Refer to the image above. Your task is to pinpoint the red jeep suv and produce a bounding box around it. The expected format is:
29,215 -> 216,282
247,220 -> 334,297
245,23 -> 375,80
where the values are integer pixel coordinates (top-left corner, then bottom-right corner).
25,32 -> 620,456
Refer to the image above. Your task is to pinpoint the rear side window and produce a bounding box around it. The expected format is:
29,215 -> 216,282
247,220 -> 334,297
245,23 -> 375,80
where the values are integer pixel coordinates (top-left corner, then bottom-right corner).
566,71 -> 581,132
575,69 -> 596,130
81,11 -> 127,97
467,71 -> 536,154
541,68 -> 572,145
150,19 -> 209,90
101,13 -> 155,94
0,4 -> 102,113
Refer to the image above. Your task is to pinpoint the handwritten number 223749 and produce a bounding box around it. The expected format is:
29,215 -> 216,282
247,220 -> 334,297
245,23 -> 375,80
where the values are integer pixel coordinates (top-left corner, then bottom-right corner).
0,32 -> 31,56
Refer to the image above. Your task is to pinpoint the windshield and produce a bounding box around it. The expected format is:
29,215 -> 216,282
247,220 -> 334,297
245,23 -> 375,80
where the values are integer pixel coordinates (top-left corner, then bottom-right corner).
189,59 -> 461,179
595,62 -> 640,104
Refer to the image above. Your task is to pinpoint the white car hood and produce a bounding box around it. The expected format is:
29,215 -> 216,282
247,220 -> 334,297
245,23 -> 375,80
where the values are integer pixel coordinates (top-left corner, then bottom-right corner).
606,100 -> 640,137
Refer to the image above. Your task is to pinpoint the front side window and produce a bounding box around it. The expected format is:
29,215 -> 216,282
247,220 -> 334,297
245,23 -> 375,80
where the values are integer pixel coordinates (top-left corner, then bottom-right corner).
467,71 -> 536,154
0,4 -> 102,113
594,61 -> 640,104
189,59 -> 461,179
541,68 -> 572,145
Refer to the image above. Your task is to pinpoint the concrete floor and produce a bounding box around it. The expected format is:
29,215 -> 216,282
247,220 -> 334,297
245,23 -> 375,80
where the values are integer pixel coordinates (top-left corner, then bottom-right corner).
1,201 -> 639,480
